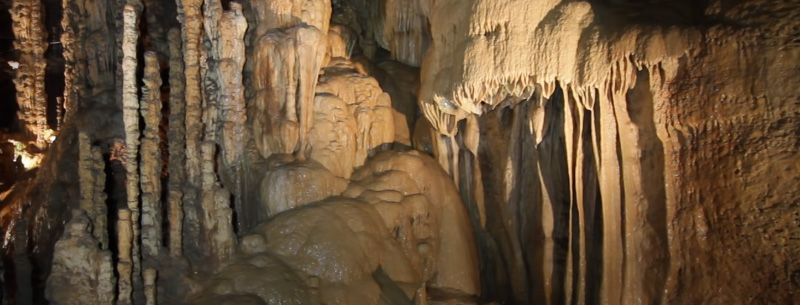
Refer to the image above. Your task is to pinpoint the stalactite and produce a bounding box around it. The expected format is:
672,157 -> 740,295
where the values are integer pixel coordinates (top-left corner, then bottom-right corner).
140,51 -> 163,261
11,0 -> 48,147
167,28 -> 186,258
594,81 -> 625,305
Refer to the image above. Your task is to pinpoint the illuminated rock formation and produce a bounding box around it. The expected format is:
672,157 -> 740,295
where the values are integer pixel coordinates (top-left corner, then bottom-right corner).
0,1 -> 796,305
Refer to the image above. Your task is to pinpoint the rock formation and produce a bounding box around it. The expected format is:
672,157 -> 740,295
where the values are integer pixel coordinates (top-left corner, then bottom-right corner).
0,0 -> 797,305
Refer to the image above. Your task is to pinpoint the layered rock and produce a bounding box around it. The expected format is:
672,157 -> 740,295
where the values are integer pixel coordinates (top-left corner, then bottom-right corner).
45,210 -> 116,305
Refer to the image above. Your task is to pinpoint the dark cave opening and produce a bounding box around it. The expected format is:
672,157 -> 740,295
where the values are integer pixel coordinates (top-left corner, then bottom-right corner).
43,0 -> 65,132
0,0 -> 18,132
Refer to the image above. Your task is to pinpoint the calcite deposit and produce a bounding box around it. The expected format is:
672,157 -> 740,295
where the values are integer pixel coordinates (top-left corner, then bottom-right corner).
0,0 -> 797,305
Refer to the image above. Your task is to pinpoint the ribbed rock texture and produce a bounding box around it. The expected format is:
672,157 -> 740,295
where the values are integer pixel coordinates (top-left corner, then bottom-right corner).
0,1 -> 796,305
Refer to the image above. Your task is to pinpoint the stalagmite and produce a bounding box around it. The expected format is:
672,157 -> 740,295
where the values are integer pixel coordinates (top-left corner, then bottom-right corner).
140,51 -> 163,261
167,28 -> 186,258
117,209 -> 134,305
199,142 -> 236,270
78,132 -> 109,249
144,269 -> 157,305
45,210 -> 116,305
10,0 -> 48,147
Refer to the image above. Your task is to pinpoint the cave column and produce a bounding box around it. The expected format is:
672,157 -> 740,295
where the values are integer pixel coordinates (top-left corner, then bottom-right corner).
120,3 -> 143,303
117,209 -> 133,305
140,51 -> 163,261
10,0 -> 48,147
176,0 -> 204,256
78,132 -> 110,249
167,28 -> 186,258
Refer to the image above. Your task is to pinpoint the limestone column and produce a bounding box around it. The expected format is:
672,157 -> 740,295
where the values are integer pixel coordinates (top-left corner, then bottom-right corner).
176,0 -> 204,255
144,269 -> 157,305
78,132 -> 109,249
117,209 -> 133,305
216,3 -> 248,167
91,146 -> 109,250
140,51 -> 163,261
199,142 -> 236,271
121,4 -> 143,303
10,0 -> 48,147
167,28 -> 186,258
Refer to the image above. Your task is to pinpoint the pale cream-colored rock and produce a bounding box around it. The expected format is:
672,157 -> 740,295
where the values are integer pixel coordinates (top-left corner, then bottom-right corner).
178,0 -> 205,187
10,0 -> 48,147
46,210 -> 116,305
120,5 -> 143,302
253,198 -> 417,303
346,150 -> 480,295
308,94 -> 358,178
251,0 -> 331,39
252,25 -> 327,158
316,59 -> 396,167
144,269 -> 157,305
216,3 -> 248,167
117,208 -> 134,305
259,155 -> 348,217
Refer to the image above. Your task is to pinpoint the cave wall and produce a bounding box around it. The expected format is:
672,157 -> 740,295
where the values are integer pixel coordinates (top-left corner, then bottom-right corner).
0,0 -> 797,305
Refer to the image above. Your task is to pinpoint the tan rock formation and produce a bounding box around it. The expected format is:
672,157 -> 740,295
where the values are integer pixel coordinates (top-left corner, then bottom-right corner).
259,155 -> 349,217
252,25 -> 327,158
167,28 -> 186,258
117,208 -> 134,305
120,4 -> 143,301
10,0 -> 48,147
78,132 -> 109,249
140,51 -> 163,261
308,94 -> 358,178
316,59 -> 396,167
45,210 -> 116,305
199,142 -> 237,270
345,150 -> 480,295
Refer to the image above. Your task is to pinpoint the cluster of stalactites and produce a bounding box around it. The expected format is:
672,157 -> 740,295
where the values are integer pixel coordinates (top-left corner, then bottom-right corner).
417,0 -> 698,136
48,0 -> 249,304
